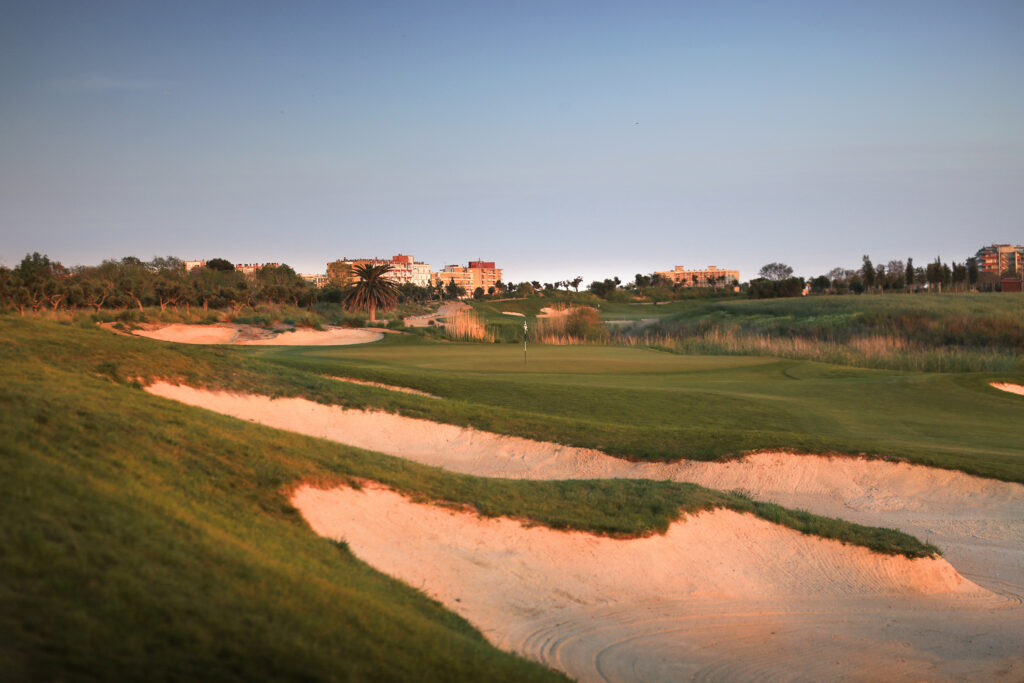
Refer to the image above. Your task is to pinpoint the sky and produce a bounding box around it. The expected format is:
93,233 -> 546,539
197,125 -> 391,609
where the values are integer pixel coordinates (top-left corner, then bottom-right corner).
1,0 -> 1022,284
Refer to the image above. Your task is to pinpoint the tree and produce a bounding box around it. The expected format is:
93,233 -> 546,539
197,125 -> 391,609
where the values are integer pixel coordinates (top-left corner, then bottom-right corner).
13,252 -> 61,312
150,256 -> 188,311
473,286 -> 485,299
758,262 -> 793,281
570,276 -> 583,292
73,262 -> 119,312
749,277 -> 805,299
116,257 -> 152,312
951,262 -> 967,291
191,265 -> 243,311
885,260 -> 904,290
445,278 -> 465,300
255,264 -> 308,305
861,255 -> 875,292
905,257 -> 914,290
327,260 -> 353,287
588,277 -> 620,299
967,257 -> 979,287
343,263 -> 399,322
206,258 -> 234,271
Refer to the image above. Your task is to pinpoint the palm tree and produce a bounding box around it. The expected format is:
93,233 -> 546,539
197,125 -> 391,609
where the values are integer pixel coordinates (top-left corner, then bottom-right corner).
343,263 -> 399,322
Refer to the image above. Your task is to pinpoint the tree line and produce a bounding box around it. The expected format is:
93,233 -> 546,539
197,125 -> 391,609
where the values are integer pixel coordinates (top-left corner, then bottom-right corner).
0,254 -> 328,315
0,253 -> 546,315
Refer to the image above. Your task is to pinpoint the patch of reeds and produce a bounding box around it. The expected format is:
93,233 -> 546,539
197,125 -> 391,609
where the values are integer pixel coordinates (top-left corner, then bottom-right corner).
533,306 -> 606,345
614,327 -> 1019,372
442,308 -> 494,342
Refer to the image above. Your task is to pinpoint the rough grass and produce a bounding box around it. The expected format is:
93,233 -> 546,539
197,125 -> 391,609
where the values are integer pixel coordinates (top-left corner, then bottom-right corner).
441,308 -> 494,342
1,315 -> 947,679
620,293 -> 1024,372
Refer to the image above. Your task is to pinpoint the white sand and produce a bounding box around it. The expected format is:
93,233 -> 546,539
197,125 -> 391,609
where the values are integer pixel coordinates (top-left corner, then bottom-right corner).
146,383 -> 1024,680
992,382 -> 1024,397
131,323 -> 382,346
238,328 -> 382,346
145,382 -> 1024,595
327,376 -> 439,398
295,483 -> 1020,682
501,311 -> 525,317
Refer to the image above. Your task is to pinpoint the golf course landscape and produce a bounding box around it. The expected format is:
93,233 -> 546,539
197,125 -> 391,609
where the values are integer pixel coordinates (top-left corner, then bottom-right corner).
2,293 -> 1023,680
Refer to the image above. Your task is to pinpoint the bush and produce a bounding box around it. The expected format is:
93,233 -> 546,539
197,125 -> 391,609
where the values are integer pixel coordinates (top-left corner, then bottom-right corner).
748,277 -> 805,299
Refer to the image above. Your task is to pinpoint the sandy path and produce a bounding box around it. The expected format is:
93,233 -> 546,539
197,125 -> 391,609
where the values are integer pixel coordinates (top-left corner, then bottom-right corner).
131,323 -> 382,345
146,383 -> 1024,679
992,382 -> 1024,397
295,484 -> 1021,682
404,302 -> 469,328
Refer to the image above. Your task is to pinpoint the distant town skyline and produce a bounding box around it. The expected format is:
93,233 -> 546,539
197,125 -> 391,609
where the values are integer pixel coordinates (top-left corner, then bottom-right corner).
2,2 -> 1022,285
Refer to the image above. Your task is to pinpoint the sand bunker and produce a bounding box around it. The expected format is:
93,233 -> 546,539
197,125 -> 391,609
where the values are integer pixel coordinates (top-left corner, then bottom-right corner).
327,377 -> 439,398
145,383 -> 1024,598
537,305 -> 598,318
131,323 -> 382,346
294,484 -> 1020,681
147,383 -> 1024,679
992,382 -> 1024,397
501,311 -> 525,317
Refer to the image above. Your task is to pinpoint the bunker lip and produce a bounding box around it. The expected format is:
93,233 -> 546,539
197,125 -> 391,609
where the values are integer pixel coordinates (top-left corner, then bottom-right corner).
291,483 -> 1016,683
326,376 -> 439,399
127,323 -> 383,346
293,482 -> 978,597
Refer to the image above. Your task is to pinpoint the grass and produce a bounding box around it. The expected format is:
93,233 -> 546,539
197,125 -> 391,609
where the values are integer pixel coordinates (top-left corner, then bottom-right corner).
2,315 -> 955,679
618,293 -> 1024,372
259,338 -> 1024,484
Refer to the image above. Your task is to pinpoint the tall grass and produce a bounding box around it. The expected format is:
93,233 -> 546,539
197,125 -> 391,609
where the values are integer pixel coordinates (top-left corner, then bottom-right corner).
442,308 -> 494,342
608,294 -> 1024,372
533,306 -> 606,345
614,328 -> 1019,372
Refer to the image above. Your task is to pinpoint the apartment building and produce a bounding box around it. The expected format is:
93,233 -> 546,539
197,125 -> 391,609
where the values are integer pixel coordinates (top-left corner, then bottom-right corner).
654,265 -> 740,287
183,260 -> 207,272
331,254 -> 432,287
976,244 -> 1024,275
432,260 -> 503,295
300,273 -> 329,288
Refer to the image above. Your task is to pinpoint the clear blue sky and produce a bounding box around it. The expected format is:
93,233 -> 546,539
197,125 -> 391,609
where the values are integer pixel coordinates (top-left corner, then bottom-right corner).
2,0 -> 1022,283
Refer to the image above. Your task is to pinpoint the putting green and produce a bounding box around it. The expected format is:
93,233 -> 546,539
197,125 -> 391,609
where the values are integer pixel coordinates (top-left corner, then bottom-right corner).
257,339 -> 1024,482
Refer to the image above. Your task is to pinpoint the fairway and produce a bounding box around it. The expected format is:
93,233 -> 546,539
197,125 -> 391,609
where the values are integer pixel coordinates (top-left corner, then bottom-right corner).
256,339 -> 1024,482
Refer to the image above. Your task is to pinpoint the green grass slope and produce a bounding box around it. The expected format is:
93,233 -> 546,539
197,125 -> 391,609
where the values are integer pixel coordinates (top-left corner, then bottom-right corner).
4,317 -> 954,679
0,360 -> 565,681
1,316 -> 947,678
